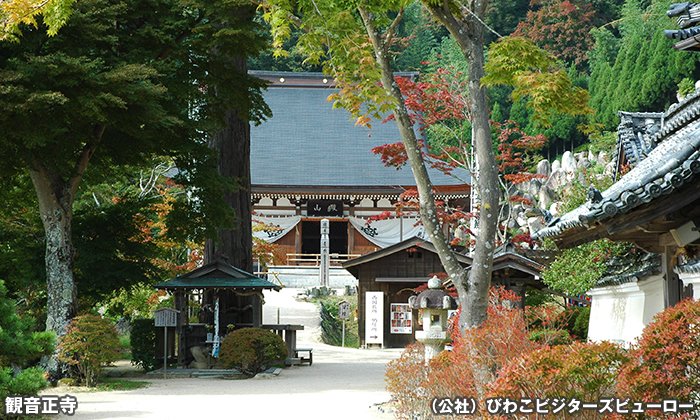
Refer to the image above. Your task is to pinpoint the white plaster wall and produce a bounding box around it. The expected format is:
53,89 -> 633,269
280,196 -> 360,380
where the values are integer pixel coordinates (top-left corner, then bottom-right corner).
678,272 -> 700,299
587,275 -> 664,347
639,275 -> 665,326
257,197 -> 274,206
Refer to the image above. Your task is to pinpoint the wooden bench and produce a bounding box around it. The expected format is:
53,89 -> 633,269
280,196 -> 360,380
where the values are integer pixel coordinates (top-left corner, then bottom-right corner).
294,348 -> 313,365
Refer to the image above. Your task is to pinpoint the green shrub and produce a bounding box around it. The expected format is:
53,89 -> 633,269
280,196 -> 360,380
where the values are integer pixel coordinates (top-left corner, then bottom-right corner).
0,280 -> 54,407
218,328 -> 288,376
57,314 -> 121,386
678,77 -> 696,97
318,297 -> 359,347
572,306 -> 590,339
528,328 -> 572,345
130,318 -> 157,371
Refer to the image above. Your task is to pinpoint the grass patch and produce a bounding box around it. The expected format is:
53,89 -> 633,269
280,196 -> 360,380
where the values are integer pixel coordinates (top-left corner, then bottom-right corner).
119,333 -> 131,360
95,378 -> 150,391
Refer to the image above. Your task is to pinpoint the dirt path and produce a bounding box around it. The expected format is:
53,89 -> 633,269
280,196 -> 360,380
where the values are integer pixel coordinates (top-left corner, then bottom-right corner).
48,289 -> 403,420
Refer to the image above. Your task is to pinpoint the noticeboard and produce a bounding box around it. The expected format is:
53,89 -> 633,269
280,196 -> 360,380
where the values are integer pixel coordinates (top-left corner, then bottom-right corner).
338,300 -> 351,320
154,308 -> 179,327
390,303 -> 412,334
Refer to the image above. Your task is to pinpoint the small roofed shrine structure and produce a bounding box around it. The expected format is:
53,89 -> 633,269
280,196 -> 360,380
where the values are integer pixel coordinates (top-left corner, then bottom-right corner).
248,71 -> 470,281
532,14 -> 700,344
154,260 -> 287,367
343,237 -> 557,348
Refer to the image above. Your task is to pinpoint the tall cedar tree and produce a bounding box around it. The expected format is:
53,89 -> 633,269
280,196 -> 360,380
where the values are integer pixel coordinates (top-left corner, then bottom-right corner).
589,0 -> 697,129
0,0 -> 269,375
203,4 -> 260,325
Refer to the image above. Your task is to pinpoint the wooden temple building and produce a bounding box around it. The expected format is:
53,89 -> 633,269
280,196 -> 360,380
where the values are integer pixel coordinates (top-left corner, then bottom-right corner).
248,71 -> 471,279
343,237 -> 553,348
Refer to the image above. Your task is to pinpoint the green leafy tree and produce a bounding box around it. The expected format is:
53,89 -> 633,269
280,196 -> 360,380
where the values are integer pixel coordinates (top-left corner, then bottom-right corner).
0,0 -> 77,41
0,280 -> 55,404
260,0 -> 592,331
483,36 -> 593,129
259,0 -> 500,331
0,0 -> 269,376
57,314 -> 121,386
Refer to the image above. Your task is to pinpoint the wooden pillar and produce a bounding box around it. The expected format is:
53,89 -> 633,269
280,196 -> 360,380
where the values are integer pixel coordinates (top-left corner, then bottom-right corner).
294,223 -> 301,261
348,223 -> 355,255
174,291 -> 185,367
252,294 -> 262,328
662,246 -> 681,308
348,201 -> 355,254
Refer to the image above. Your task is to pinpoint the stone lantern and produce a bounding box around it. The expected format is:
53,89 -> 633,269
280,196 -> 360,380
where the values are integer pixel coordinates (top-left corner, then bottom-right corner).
408,276 -> 457,361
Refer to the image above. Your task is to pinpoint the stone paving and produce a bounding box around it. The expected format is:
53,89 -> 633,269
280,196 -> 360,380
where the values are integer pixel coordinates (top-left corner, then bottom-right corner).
46,288 -> 403,420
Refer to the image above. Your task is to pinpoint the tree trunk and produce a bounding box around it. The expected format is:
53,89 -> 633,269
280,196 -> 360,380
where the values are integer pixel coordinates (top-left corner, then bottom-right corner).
358,9 -> 469,330
204,55 -> 256,326
27,136 -> 99,376
425,3 -> 500,330
29,167 -> 78,336
360,4 -> 499,331
205,99 -> 254,273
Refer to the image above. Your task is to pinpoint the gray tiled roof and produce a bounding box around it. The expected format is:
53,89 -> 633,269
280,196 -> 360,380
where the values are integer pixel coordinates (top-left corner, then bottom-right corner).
614,111 -> 663,169
674,257 -> 700,274
595,252 -> 661,288
532,90 -> 700,241
250,82 -> 470,188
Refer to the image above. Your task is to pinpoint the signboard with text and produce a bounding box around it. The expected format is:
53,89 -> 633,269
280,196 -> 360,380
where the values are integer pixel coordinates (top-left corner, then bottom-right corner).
307,199 -> 343,217
365,292 -> 384,345
338,300 -> 351,320
154,308 -> 179,327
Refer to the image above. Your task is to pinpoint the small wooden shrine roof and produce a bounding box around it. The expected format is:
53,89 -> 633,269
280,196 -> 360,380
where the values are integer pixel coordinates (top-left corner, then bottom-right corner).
342,236 -> 472,275
154,260 -> 281,292
343,236 -> 549,286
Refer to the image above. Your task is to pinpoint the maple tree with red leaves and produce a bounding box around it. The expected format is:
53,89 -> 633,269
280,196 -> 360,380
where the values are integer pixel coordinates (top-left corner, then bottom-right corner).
371,69 -> 549,250
513,0 -> 597,68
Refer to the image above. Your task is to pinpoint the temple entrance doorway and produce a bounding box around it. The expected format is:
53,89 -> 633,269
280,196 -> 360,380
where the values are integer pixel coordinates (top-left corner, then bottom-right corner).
301,220 -> 348,256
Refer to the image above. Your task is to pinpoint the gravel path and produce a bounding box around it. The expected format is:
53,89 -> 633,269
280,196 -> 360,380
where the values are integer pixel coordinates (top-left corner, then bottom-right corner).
47,289 -> 403,420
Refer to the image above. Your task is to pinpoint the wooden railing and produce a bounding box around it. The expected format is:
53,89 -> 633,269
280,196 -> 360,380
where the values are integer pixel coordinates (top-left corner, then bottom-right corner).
286,253 -> 360,266
254,271 -> 284,287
